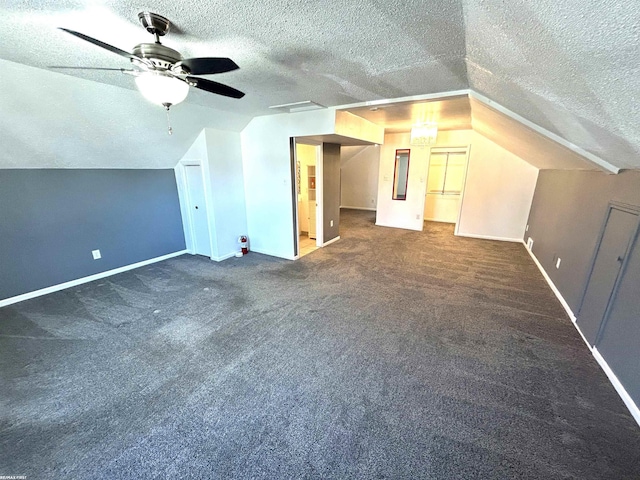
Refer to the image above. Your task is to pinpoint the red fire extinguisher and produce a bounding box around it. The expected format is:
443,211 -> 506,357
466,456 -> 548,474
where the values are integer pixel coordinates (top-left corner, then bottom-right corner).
238,235 -> 249,255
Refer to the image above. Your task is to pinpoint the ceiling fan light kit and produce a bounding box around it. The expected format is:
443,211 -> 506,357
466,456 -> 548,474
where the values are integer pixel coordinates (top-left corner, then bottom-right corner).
56,11 -> 245,133
134,72 -> 190,107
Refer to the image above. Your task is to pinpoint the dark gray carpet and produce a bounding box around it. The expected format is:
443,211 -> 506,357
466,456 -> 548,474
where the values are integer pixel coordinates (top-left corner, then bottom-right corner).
1,209 -> 638,479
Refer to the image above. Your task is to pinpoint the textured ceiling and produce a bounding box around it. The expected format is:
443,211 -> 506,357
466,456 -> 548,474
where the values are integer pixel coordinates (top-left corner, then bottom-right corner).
0,0 -> 467,118
1,0 -> 638,170
463,0 -> 640,169
470,98 -> 599,171
0,59 -> 251,169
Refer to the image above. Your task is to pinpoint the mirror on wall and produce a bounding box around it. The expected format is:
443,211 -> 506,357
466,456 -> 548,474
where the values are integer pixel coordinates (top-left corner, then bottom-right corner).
392,149 -> 410,200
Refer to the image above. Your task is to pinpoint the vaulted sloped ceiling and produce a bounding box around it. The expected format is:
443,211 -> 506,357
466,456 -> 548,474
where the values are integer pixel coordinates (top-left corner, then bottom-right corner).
463,0 -> 640,169
0,1 -> 638,169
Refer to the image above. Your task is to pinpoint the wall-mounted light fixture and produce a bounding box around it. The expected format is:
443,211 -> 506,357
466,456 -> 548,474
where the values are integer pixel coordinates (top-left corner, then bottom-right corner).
410,122 -> 438,146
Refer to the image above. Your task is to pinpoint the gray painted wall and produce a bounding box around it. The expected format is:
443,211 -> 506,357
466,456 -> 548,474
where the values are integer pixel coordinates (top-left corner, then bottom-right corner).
0,169 -> 185,300
322,143 -> 341,243
597,230 -> 640,402
526,170 -> 640,312
526,169 -> 640,408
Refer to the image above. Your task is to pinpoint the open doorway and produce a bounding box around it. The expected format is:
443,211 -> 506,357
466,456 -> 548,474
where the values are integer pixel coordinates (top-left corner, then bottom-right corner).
294,141 -> 321,258
423,146 -> 470,229
291,139 -> 343,258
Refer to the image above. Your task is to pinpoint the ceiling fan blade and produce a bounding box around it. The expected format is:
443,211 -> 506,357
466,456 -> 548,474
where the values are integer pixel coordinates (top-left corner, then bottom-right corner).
49,66 -> 135,72
58,28 -> 143,64
177,57 -> 239,75
187,76 -> 245,99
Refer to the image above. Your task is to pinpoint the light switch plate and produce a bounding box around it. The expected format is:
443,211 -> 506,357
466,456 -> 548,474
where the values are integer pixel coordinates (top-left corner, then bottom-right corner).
92,249 -> 101,260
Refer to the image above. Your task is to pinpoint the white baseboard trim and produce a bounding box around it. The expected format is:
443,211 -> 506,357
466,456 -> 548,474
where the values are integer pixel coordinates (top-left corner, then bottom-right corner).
375,222 -> 423,232
522,243 -> 640,428
522,241 -> 576,321
211,251 -> 238,262
249,247 -> 294,261
571,316 -> 592,349
456,232 -> 522,243
593,348 -> 640,427
0,250 -> 188,308
340,206 -> 376,211
322,236 -> 341,247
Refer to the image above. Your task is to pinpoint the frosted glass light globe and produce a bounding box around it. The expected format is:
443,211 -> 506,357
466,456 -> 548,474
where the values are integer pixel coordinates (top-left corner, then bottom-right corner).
134,72 -> 189,106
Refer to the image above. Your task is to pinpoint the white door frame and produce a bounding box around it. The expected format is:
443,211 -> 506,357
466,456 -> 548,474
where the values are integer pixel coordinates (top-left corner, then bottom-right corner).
421,145 -> 471,235
314,143 -> 324,247
292,139 -> 324,257
175,159 -> 215,258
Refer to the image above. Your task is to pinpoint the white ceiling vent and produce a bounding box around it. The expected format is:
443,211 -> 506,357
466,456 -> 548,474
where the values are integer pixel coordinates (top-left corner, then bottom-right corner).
268,101 -> 326,113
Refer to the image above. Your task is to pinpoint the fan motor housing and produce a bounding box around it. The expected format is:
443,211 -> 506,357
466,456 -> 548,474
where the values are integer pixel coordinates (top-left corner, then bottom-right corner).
132,43 -> 183,70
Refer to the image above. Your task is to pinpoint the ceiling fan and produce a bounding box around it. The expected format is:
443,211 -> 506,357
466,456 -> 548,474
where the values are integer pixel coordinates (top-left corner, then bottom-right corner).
55,11 -> 245,111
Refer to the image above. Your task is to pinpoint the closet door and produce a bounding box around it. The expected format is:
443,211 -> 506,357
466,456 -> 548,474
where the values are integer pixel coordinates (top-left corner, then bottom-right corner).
595,230 -> 640,404
577,204 -> 639,345
184,165 -> 212,257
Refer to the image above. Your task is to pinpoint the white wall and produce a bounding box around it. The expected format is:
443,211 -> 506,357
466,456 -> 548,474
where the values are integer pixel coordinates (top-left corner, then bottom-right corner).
334,111 -> 385,144
376,130 -> 472,231
240,109 -> 384,259
0,58 -> 250,169
241,110 -> 336,259
204,128 -> 248,260
176,128 -> 248,261
457,132 -> 539,241
340,145 -> 380,210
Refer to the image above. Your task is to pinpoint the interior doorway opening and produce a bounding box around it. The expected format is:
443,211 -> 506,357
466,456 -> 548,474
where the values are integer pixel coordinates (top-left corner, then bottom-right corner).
423,146 -> 470,230
293,141 -> 321,258
176,160 -> 213,258
291,138 -> 345,259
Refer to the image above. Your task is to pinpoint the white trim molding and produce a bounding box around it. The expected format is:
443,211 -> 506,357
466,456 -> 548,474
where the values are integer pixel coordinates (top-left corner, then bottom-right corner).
523,243 -> 640,428
333,88 -> 619,175
593,348 -> 640,427
456,233 -> 523,243
249,247 -> 295,261
0,250 -> 188,308
523,241 -> 577,320
211,251 -> 239,262
334,89 -> 469,111
322,235 -> 341,247
469,91 -> 619,174
340,206 -> 376,211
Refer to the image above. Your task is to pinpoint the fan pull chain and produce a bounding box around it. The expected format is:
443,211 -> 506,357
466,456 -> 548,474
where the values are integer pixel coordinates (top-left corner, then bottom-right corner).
163,103 -> 173,135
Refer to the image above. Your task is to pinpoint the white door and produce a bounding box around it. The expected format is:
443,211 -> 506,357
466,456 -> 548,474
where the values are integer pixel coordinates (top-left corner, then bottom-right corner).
184,165 -> 211,257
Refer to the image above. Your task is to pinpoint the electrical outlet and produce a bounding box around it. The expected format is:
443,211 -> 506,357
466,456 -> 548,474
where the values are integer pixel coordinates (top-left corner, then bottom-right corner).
330,220 -> 334,227
556,257 -> 561,269
526,224 -> 529,232
416,214 -> 420,220
527,238 -> 533,250
92,249 -> 101,260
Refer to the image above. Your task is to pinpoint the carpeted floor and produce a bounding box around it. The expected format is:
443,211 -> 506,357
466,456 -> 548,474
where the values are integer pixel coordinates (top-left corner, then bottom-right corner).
1,209 -> 638,478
